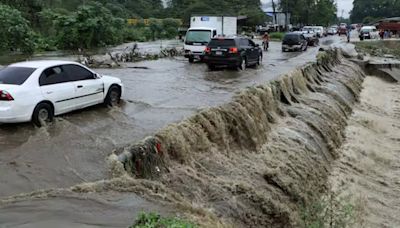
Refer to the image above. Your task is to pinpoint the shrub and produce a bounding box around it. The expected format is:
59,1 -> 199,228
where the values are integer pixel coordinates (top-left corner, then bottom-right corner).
269,32 -> 285,41
41,2 -> 128,49
300,190 -> 360,228
0,4 -> 35,54
131,212 -> 197,228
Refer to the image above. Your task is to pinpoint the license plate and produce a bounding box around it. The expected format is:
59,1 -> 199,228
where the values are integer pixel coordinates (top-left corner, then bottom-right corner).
215,51 -> 223,55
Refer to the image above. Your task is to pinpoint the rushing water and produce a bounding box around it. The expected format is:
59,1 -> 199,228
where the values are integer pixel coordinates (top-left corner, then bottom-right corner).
1,37 -> 372,227
111,49 -> 367,227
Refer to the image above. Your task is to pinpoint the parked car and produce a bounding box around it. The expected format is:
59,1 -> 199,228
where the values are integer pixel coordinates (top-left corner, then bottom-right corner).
312,26 -> 324,37
298,29 -> 319,46
302,32 -> 319,46
302,26 -> 314,34
359,26 -> 379,40
203,37 -> 262,70
0,61 -> 123,126
327,27 -> 337,35
338,23 -> 347,35
282,32 -> 308,52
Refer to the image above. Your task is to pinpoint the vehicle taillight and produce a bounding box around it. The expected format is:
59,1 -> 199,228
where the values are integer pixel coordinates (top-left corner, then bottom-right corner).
205,47 -> 211,54
229,47 -> 238,53
0,90 -> 14,101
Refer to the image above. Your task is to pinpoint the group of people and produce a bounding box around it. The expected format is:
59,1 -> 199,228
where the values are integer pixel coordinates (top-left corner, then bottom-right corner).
379,30 -> 391,39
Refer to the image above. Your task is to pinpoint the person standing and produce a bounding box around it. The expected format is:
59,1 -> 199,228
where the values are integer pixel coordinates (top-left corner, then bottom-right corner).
262,32 -> 270,51
384,30 -> 389,39
346,24 -> 352,42
379,29 -> 384,40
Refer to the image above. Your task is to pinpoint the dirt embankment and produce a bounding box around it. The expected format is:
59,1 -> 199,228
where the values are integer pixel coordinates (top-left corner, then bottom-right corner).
355,40 -> 400,59
329,76 -> 400,228
107,49 -> 366,227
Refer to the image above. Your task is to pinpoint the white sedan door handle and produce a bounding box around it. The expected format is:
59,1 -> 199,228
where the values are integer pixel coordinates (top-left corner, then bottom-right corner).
46,91 -> 53,94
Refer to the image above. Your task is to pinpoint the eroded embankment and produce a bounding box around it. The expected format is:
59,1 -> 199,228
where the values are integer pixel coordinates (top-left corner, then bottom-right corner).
107,49 -> 365,227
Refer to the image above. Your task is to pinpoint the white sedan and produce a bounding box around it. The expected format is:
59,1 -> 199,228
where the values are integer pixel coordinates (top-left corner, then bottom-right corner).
0,60 -> 123,126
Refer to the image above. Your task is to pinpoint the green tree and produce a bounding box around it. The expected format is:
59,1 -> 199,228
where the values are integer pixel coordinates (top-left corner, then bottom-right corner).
0,4 -> 35,53
44,2 -> 127,49
351,0 -> 400,23
167,0 -> 266,26
279,0 -> 336,25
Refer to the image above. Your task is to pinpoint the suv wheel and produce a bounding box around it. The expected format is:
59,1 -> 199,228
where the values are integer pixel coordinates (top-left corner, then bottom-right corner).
188,57 -> 194,63
32,103 -> 54,127
257,55 -> 262,65
208,64 -> 216,71
238,57 -> 247,70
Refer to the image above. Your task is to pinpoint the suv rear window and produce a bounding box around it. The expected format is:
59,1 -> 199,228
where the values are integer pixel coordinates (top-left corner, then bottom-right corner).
283,34 -> 300,42
208,39 -> 236,47
0,67 -> 36,85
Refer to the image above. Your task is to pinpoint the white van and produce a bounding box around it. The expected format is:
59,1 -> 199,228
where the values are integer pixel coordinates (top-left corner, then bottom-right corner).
359,26 -> 379,40
184,16 -> 237,63
184,27 -> 217,63
312,26 -> 324,37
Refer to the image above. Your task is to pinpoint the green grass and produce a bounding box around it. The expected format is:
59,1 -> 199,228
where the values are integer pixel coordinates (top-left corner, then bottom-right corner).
355,40 -> 400,59
269,32 -> 285,41
130,212 -> 197,228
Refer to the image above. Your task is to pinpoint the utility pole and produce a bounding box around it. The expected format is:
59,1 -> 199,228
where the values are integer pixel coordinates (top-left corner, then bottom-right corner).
272,0 -> 277,26
285,0 -> 289,31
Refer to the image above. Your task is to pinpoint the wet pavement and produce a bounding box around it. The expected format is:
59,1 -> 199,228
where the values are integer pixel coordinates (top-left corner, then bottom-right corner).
0,192 -> 171,228
0,36 -> 343,227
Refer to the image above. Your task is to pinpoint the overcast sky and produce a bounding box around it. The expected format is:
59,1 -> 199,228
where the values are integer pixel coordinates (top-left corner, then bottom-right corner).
261,0 -> 354,18
337,0 -> 353,18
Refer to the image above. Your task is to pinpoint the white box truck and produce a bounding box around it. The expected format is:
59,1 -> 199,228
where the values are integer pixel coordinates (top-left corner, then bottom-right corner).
184,16 -> 237,63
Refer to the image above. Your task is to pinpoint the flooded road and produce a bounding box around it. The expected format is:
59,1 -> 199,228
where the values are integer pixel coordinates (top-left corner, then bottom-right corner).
0,36 -> 342,227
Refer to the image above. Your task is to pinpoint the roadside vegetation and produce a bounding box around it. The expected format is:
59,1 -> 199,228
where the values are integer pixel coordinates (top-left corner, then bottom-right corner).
301,196 -> 356,228
0,4 -> 35,54
351,0 -> 400,24
278,0 -> 337,26
269,32 -> 285,41
130,212 -> 197,228
300,186 -> 364,228
0,0 -> 266,55
355,41 -> 400,59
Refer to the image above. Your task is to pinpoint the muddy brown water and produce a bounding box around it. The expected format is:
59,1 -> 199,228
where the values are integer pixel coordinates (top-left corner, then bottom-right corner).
0,37 -> 350,227
113,49 -> 367,227
329,76 -> 400,228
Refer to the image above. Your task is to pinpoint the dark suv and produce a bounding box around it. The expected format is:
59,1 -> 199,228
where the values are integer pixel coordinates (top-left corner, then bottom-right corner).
203,37 -> 262,70
282,33 -> 308,52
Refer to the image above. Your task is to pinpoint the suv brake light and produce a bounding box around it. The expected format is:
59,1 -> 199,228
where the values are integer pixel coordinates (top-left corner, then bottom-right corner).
205,47 -> 211,54
229,47 -> 238,53
0,90 -> 14,101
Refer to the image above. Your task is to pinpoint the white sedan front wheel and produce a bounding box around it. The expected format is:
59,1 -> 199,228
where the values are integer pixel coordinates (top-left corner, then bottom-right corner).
104,85 -> 121,107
